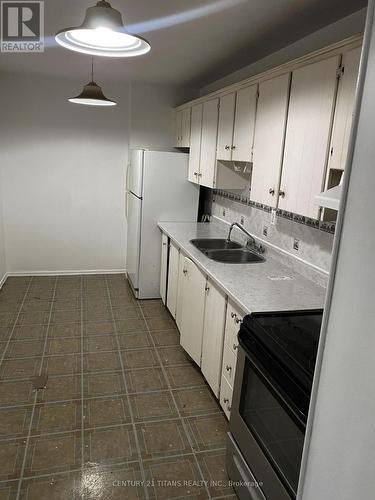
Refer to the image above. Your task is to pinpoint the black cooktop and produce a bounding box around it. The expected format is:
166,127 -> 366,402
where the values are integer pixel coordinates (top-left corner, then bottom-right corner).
241,310 -> 323,392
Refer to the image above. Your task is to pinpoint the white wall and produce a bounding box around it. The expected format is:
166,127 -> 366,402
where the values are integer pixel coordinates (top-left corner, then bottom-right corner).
201,8 -> 366,94
299,3 -> 375,499
0,75 -> 194,274
0,175 -> 6,285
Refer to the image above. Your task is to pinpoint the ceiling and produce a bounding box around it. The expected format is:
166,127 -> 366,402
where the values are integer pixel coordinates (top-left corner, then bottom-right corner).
0,0 -> 367,88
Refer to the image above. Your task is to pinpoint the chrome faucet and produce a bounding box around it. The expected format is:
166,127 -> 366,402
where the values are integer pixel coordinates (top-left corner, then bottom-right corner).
227,222 -> 265,254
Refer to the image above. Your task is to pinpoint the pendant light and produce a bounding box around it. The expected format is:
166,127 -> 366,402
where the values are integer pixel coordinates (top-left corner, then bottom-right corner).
69,58 -> 116,106
55,0 -> 151,58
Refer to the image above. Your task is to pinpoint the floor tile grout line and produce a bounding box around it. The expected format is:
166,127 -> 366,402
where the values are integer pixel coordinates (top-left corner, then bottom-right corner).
0,381 -> 209,410
104,275 -> 150,500
0,359 -> 204,383
0,445 -> 227,485
0,410 -> 226,444
0,280 -> 35,370
15,276 -> 58,500
136,300 -> 213,500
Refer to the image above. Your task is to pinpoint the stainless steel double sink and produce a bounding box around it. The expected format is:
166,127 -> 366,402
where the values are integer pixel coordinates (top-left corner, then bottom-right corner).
190,238 -> 265,264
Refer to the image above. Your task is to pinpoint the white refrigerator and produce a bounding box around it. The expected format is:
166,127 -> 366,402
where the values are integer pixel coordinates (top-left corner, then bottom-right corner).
126,149 -> 199,299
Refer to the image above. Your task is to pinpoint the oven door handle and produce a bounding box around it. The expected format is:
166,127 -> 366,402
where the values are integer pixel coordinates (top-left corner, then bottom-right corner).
239,333 -> 308,429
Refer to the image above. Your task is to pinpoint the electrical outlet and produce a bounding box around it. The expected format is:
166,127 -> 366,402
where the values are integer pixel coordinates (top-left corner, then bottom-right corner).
270,209 -> 277,225
240,216 -> 245,225
263,226 -> 268,237
222,209 -> 226,217
293,238 -> 300,251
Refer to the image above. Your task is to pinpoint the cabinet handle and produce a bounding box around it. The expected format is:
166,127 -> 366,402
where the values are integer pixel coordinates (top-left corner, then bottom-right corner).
231,312 -> 237,319
183,269 -> 187,275
194,172 -> 198,176
279,190 -> 286,198
269,188 -> 275,196
205,285 -> 210,293
198,173 -> 202,177
235,317 -> 242,325
226,365 -> 232,372
228,404 -> 231,411
162,242 -> 167,246
224,397 -> 229,403
233,344 -> 238,351
231,145 -> 236,150
225,145 -> 230,150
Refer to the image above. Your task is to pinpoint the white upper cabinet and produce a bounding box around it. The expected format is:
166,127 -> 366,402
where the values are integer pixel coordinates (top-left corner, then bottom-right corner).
217,93 -> 236,161
199,99 -> 219,188
217,86 -> 258,163
251,73 -> 291,207
188,104 -> 203,183
327,47 -> 361,172
232,85 -> 258,162
279,56 -> 340,218
175,108 -> 191,147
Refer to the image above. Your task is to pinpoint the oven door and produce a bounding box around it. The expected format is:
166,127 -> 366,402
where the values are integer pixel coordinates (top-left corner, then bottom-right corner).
230,330 -> 307,500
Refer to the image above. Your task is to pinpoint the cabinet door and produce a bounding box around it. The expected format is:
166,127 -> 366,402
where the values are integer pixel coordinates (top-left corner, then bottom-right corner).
251,73 -> 291,207
160,233 -> 169,304
166,242 -> 180,319
279,56 -> 340,218
232,85 -> 258,162
199,99 -> 219,188
328,47 -> 361,172
175,253 -> 185,331
201,279 -> 227,397
188,104 -> 203,184
179,256 -> 206,365
174,111 -> 182,147
217,93 -> 236,161
180,108 -> 192,147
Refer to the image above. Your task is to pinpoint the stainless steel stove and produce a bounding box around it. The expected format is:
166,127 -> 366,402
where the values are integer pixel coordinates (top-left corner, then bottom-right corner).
227,310 -> 323,500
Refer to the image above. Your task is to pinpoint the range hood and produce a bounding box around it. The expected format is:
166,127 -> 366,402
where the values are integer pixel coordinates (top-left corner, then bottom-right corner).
315,184 -> 342,210
315,171 -> 343,211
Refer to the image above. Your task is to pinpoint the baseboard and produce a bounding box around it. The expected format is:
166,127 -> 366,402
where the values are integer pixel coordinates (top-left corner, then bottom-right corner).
5,269 -> 126,277
0,272 -> 8,289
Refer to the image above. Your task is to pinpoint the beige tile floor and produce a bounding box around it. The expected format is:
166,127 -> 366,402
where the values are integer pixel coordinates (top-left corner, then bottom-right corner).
0,274 -> 237,499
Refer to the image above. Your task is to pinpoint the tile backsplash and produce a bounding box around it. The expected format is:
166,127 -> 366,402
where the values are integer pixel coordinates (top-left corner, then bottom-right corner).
211,191 -> 334,275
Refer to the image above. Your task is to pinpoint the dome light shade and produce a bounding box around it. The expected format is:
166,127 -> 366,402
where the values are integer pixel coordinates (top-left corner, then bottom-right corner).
68,81 -> 117,106
55,0 -> 151,57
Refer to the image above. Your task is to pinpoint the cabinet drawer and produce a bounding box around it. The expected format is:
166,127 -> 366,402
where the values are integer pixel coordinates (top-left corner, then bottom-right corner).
222,343 -> 237,388
220,376 -> 233,420
225,301 -> 244,352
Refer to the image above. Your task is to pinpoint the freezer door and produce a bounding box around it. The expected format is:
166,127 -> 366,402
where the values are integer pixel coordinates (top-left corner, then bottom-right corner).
128,150 -> 144,198
126,192 -> 142,293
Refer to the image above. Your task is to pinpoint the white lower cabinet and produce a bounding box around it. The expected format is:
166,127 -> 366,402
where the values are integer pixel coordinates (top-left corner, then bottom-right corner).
179,255 -> 206,365
201,279 -> 227,397
222,343 -> 237,387
160,233 -> 169,304
219,300 -> 245,419
166,242 -> 180,319
220,376 -> 233,420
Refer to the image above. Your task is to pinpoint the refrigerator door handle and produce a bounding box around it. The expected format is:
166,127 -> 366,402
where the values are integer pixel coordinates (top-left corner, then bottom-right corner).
125,162 -> 130,192
125,191 -> 129,219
